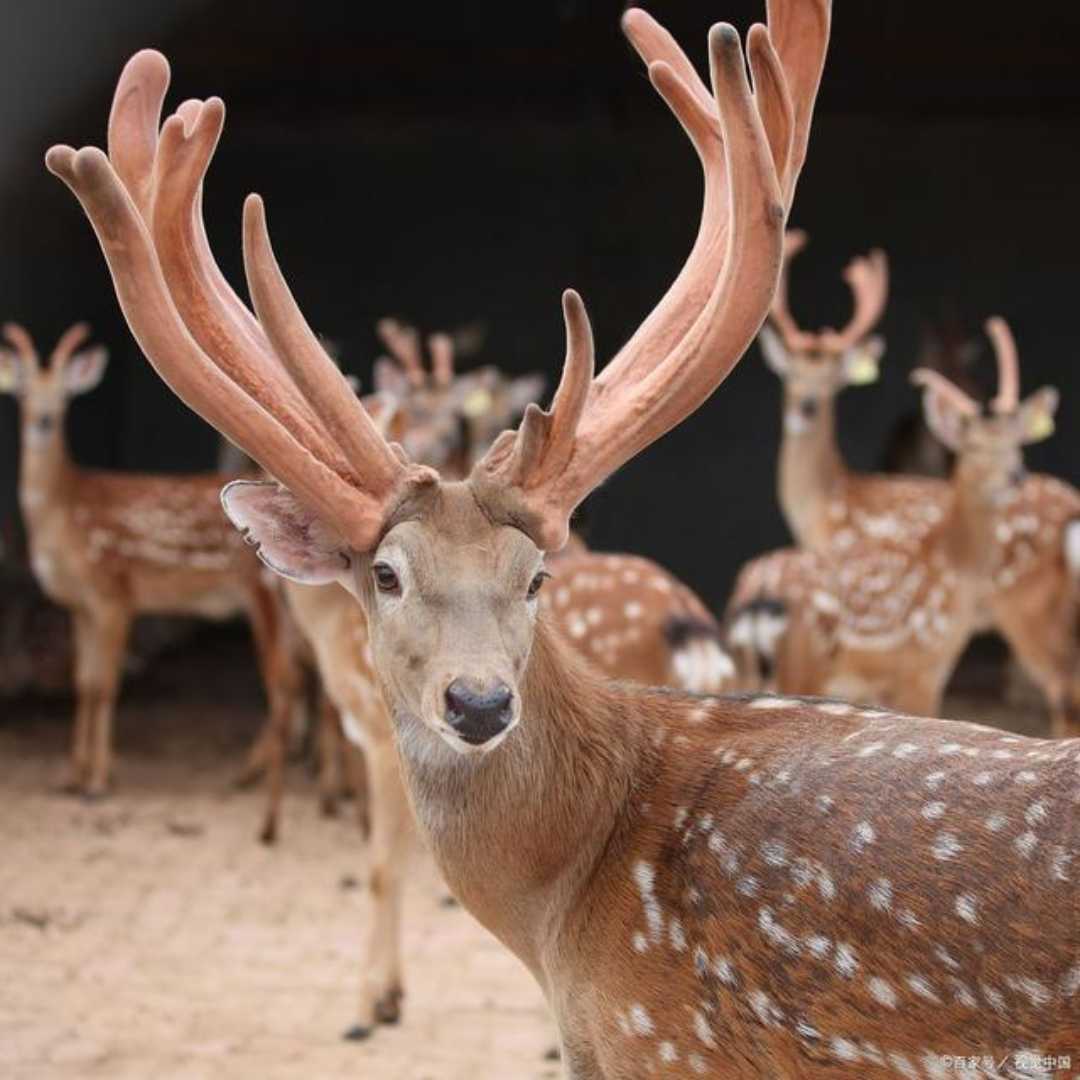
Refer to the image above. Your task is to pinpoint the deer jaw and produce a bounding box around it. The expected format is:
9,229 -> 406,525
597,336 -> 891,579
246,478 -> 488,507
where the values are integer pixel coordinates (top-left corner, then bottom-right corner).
353,484 -> 543,760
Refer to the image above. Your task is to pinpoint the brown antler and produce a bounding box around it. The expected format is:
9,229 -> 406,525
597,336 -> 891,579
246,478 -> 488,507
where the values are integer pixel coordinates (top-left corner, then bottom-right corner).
473,4 -> 829,549
768,229 -> 816,351
427,333 -> 455,387
49,322 -> 92,369
817,247 -> 889,353
46,51 -> 435,551
986,316 -> 1019,414
376,318 -> 426,388
2,323 -> 39,368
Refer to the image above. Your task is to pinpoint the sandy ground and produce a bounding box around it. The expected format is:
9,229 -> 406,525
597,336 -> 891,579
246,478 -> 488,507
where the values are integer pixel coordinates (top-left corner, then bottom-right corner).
0,629 -> 555,1080
0,628 -> 1052,1079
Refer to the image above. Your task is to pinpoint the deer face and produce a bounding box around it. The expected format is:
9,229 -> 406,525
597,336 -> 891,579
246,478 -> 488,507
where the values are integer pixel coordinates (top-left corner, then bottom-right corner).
356,486 -> 546,754
920,383 -> 1057,509
0,328 -> 107,450
224,480 -> 547,756
758,324 -> 883,435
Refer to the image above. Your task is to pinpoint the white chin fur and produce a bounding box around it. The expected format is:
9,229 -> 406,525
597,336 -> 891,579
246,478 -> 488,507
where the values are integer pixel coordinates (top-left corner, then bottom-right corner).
784,410 -> 811,435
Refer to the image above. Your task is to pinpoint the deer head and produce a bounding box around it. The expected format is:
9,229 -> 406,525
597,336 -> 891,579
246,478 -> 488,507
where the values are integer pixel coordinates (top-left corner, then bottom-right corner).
371,318 -> 545,475
47,0 -> 828,755
758,229 -> 888,434
912,316 -> 1057,509
0,323 -> 108,449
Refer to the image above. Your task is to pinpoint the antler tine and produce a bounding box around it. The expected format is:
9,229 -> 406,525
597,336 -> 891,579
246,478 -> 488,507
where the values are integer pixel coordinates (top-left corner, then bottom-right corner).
107,49 -> 292,408
50,322 -> 93,368
149,97 -> 350,476
376,318 -> 426,388
1,323 -> 39,367
765,0 -> 831,204
822,248 -> 888,352
768,228 -> 811,350
910,368 -> 980,417
46,145 -> 378,545
243,193 -> 433,498
106,49 -> 168,221
428,333 -> 455,387
986,316 -> 1020,414
475,16 -> 800,549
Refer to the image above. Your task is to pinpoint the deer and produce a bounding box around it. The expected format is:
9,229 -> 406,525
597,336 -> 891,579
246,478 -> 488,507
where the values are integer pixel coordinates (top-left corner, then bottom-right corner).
53,3 -> 1080,1074
912,320 -> 1080,737
0,324 -> 297,814
745,304 -> 1080,726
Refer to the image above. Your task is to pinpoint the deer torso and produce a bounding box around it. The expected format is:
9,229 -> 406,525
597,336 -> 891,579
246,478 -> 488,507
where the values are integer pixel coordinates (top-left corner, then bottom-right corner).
397,618 -> 1079,1078
22,459 -> 259,619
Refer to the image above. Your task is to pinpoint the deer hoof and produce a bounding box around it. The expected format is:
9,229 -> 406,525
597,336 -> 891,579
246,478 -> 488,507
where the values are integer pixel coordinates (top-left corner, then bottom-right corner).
258,821 -> 278,846
374,987 -> 403,1026
319,795 -> 338,819
342,1024 -> 372,1042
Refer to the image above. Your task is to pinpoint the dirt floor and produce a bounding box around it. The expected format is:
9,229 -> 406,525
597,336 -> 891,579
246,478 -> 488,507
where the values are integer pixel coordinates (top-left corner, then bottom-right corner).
0,627 -> 1052,1079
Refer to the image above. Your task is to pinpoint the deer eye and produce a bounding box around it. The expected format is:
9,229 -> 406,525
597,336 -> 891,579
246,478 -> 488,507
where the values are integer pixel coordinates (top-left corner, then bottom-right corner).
527,570 -> 550,599
372,561 -> 401,594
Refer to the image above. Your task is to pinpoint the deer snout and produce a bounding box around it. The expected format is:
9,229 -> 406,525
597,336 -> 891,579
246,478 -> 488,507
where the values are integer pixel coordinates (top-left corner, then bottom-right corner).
444,678 -> 514,746
799,397 -> 818,420
1009,465 -> 1027,488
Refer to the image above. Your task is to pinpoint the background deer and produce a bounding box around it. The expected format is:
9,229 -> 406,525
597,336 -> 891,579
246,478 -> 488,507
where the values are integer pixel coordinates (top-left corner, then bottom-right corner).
913,320 -> 1080,736
0,323 -> 297,813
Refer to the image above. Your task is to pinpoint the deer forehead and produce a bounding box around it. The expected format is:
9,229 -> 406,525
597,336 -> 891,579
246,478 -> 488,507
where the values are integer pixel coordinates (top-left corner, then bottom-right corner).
374,489 -> 542,590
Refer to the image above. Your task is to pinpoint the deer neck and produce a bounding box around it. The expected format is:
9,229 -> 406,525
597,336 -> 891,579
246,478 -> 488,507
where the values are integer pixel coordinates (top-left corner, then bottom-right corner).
943,461 -> 1001,577
18,422 -> 75,531
392,615 -> 641,989
777,390 -> 847,548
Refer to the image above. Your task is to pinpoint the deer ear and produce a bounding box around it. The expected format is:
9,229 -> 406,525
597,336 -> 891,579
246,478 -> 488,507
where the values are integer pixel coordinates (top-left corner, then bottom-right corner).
63,346 -> 108,396
220,480 -> 352,586
757,324 -> 791,377
0,350 -> 22,394
841,335 -> 884,385
918,386 -> 971,453
1017,386 -> 1058,444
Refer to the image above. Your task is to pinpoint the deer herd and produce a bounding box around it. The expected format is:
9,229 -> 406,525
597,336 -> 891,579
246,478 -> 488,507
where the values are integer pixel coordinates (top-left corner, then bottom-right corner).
1,0 -> 1076,1075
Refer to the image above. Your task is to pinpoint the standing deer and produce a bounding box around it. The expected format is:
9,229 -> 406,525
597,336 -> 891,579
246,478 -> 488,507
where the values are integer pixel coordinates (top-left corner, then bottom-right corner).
0,324 -> 296,809
745,306 -> 1080,725
912,319 -> 1080,736
55,4 -> 1080,1074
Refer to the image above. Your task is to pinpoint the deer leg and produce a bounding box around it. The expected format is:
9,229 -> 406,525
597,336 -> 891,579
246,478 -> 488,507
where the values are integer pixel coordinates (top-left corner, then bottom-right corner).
84,608 -> 131,799
60,611 -> 97,793
344,726 -> 411,1039
317,688 -> 343,817
245,584 -> 297,845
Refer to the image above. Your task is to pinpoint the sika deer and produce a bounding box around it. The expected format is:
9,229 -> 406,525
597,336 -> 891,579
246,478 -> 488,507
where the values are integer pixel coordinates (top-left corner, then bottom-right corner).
913,320 -> 1080,736
0,324 -> 296,808
54,4 -> 1080,1074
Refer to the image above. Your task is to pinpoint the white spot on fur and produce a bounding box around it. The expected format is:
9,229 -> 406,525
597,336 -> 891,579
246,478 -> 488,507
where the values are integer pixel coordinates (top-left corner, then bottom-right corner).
867,878 -> 893,911
905,974 -> 940,1003
629,1003 -> 654,1036
932,831 -> 962,861
851,822 -> 876,853
1014,831 -> 1039,859
955,894 -> 978,924
834,943 -> 858,978
986,812 -> 1008,832
867,977 -> 897,1008
921,801 -> 946,820
658,1041 -> 678,1063
829,1036 -> 860,1062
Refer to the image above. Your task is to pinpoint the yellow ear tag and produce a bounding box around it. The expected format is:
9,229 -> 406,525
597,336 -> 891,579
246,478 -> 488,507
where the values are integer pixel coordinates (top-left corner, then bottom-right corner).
847,352 -> 879,386
462,387 -> 493,418
0,365 -> 18,393
1027,412 -> 1054,441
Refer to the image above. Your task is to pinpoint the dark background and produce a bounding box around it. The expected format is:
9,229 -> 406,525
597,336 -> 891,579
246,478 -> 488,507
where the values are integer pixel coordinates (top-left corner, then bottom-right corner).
2,0 -> 1078,611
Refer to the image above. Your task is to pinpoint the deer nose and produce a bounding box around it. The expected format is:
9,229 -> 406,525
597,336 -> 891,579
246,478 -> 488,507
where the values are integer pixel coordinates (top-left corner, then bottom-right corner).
1009,465 -> 1027,487
799,397 -> 818,419
35,416 -> 56,433
444,679 -> 514,745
